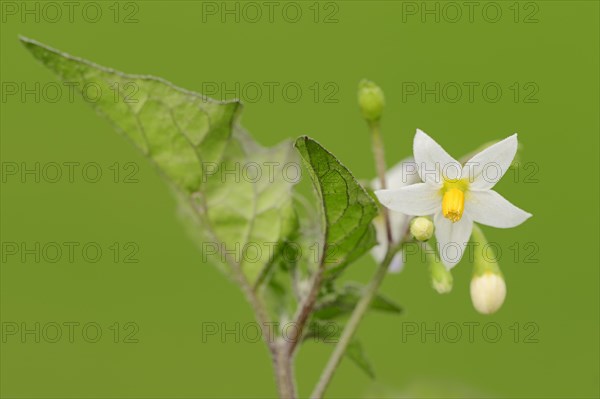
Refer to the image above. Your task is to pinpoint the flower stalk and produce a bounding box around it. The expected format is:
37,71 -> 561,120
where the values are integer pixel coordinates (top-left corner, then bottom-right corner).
310,244 -> 400,398
370,121 -> 394,244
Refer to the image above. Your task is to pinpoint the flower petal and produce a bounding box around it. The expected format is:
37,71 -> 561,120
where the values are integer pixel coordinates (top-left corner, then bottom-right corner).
414,129 -> 461,185
370,244 -> 387,264
388,252 -> 405,273
466,190 -> 532,228
461,134 -> 518,190
389,210 -> 411,242
375,183 -> 440,216
370,217 -> 388,264
371,213 -> 407,272
370,209 -> 410,265
434,211 -> 473,269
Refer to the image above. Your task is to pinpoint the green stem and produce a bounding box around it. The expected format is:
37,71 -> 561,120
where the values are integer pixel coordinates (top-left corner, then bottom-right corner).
471,224 -> 501,276
310,247 -> 397,399
273,339 -> 297,399
370,121 -> 393,243
286,263 -> 325,356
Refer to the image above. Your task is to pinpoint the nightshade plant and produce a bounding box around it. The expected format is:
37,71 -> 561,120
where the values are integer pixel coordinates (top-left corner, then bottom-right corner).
21,37 -> 532,398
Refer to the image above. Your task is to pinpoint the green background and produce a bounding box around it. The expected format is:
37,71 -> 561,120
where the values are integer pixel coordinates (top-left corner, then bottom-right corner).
1,1 -> 598,398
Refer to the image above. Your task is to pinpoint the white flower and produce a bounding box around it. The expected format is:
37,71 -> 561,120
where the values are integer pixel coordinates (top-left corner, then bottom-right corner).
375,129 -> 532,268
470,272 -> 507,314
370,158 -> 420,273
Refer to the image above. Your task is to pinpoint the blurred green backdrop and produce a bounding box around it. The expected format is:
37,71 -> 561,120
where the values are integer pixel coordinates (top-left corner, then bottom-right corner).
1,1 -> 598,398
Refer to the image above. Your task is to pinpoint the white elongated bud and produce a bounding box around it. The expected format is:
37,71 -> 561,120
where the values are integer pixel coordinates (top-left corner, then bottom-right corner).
470,272 -> 506,315
410,217 -> 434,241
470,225 -> 506,314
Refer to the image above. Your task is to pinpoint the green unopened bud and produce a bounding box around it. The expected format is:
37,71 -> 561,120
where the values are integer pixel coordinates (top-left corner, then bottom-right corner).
470,225 -> 506,314
358,79 -> 385,122
410,217 -> 434,241
430,257 -> 453,294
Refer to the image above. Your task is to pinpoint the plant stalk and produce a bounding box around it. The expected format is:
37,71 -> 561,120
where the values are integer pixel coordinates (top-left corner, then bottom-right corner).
273,340 -> 297,399
370,121 -> 393,243
310,248 -> 395,399
286,263 -> 325,356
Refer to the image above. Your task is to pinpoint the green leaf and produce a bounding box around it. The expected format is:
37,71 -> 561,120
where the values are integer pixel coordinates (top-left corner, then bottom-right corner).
304,319 -> 343,344
21,37 -> 298,285
294,137 -> 378,277
313,283 -> 402,320
346,340 -> 376,379
304,320 -> 375,378
261,265 -> 296,321
303,317 -> 376,379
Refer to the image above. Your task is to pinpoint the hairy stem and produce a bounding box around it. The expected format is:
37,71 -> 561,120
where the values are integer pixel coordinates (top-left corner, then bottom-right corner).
273,339 -> 297,399
310,248 -> 395,399
219,249 -> 276,354
286,263 -> 324,356
229,256 -> 297,398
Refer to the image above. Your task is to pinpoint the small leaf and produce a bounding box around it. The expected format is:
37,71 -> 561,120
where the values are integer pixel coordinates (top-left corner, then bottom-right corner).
313,283 -> 402,320
294,137 -> 378,277
303,319 -> 343,344
261,266 -> 296,321
303,320 -> 375,378
346,283 -> 402,314
303,318 -> 376,379
346,340 -> 376,379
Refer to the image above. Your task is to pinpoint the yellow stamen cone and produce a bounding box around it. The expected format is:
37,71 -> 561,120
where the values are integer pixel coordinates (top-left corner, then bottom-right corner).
442,188 -> 465,222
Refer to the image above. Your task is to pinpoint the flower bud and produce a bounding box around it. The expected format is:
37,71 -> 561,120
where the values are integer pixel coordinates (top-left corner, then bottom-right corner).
430,257 -> 453,294
358,79 -> 385,122
410,217 -> 434,241
470,225 -> 506,314
470,271 -> 506,314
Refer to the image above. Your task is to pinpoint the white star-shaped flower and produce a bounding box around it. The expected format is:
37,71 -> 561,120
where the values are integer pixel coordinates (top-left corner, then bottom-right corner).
375,129 -> 532,268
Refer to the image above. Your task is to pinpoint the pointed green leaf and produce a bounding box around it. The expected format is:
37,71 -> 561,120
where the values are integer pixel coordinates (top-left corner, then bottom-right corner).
21,37 -> 237,193
294,137 -> 378,277
346,340 -> 376,379
304,319 -> 375,378
304,319 -> 343,343
313,283 -> 402,320
304,320 -> 375,378
21,37 -> 298,284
